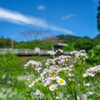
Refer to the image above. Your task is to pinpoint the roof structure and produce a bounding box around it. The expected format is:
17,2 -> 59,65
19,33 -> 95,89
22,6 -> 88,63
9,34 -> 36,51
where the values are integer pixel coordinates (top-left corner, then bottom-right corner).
52,43 -> 68,50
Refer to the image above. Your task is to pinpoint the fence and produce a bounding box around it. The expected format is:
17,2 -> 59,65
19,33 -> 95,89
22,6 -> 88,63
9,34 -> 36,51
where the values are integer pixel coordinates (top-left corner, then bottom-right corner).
0,48 -> 70,55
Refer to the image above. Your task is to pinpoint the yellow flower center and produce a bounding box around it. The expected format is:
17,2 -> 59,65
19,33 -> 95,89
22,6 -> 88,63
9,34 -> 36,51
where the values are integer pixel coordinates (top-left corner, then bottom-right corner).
93,68 -> 97,71
33,81 -> 36,84
84,54 -> 86,56
83,97 -> 85,100
59,80 -> 64,83
37,91 -> 39,93
51,86 -> 56,90
47,71 -> 49,73
51,52 -> 54,54
52,77 -> 56,79
77,97 -> 80,100
38,93 -> 41,96
41,94 -> 44,97
86,73 -> 90,75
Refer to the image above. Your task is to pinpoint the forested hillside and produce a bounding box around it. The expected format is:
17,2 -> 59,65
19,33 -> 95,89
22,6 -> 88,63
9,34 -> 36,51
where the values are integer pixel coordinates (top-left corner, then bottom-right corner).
0,34 -> 100,51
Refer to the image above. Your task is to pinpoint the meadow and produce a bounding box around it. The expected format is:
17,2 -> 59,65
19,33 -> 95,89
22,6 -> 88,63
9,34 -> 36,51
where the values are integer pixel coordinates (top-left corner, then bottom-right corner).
0,46 -> 100,100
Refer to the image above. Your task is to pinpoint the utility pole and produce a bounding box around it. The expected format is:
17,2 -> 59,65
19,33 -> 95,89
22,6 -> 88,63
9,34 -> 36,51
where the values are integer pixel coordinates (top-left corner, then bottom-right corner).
11,33 -> 14,49
97,0 -> 100,30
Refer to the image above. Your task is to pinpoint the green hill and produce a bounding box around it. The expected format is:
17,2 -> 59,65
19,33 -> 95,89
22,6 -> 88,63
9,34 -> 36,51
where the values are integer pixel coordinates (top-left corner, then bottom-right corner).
0,34 -> 100,51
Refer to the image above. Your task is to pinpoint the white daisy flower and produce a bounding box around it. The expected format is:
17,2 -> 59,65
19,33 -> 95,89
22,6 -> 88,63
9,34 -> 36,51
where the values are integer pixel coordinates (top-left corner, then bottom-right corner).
95,65 -> 100,72
85,83 -> 90,87
83,72 -> 95,77
56,96 -> 59,100
34,90 -> 44,99
82,94 -> 87,100
32,80 -> 36,84
28,84 -> 32,88
40,93 -> 44,99
49,84 -> 58,91
77,96 -> 80,100
88,91 -> 93,95
29,80 -> 37,87
57,78 -> 66,85
35,90 -> 41,95
92,67 -> 97,72
58,49 -> 63,53
47,51 -> 56,55
50,76 -> 60,80
50,76 -> 57,80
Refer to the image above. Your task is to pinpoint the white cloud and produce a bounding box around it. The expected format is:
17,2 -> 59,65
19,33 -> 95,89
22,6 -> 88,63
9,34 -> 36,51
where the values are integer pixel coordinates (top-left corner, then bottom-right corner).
0,7 -> 74,34
37,5 -> 45,10
61,14 -> 75,20
0,8 -> 46,26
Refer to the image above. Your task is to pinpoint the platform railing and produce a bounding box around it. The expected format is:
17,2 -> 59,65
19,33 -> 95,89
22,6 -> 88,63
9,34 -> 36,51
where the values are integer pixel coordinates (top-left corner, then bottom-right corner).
0,48 -> 70,55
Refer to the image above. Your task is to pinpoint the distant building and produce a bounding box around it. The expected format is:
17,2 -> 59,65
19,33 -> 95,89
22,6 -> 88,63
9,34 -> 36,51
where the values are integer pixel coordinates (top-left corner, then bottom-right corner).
52,43 -> 68,50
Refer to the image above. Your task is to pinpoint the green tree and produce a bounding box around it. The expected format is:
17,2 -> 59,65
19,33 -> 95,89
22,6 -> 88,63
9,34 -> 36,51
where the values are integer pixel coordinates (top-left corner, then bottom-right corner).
74,38 -> 94,51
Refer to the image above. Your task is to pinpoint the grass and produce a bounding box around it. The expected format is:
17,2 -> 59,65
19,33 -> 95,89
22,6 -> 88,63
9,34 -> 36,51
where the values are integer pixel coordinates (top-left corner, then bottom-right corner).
1,48 -> 100,100
0,54 -> 48,100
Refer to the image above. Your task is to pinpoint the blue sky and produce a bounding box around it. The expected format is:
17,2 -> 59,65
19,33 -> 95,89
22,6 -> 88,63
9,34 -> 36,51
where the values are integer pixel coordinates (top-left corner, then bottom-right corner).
0,0 -> 99,41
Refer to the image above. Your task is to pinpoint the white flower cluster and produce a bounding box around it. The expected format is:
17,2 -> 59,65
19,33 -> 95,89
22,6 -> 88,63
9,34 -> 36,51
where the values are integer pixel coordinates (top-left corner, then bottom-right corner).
34,90 -> 44,99
83,65 -> 100,77
28,54 -> 75,91
28,65 -> 72,89
45,59 -> 55,66
71,50 -> 88,61
45,55 -> 71,67
47,49 -> 64,56
24,60 -> 42,72
27,50 -> 92,99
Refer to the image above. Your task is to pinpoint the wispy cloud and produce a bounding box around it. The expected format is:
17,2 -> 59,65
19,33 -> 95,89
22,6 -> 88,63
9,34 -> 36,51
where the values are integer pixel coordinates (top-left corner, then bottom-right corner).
61,14 -> 75,20
0,7 -> 74,34
37,5 -> 45,10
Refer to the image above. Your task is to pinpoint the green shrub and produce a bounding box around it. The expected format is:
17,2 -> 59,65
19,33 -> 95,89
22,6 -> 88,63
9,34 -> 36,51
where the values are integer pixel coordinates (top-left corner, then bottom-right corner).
0,53 -> 23,80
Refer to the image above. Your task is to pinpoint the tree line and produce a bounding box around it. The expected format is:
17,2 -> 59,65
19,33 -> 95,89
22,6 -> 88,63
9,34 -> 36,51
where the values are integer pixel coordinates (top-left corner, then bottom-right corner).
0,34 -> 100,51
